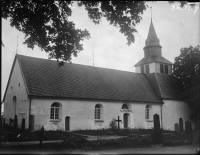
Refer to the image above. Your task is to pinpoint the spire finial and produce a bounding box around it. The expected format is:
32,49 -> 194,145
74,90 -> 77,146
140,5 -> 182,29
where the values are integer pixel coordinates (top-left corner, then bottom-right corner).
150,2 -> 152,22
16,36 -> 18,54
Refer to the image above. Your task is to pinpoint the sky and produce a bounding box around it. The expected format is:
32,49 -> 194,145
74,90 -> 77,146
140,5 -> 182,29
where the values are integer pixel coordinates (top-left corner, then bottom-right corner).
1,1 -> 200,101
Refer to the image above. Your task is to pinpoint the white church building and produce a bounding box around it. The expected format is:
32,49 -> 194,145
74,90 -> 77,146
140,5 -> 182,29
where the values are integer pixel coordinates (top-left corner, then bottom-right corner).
3,20 -> 194,132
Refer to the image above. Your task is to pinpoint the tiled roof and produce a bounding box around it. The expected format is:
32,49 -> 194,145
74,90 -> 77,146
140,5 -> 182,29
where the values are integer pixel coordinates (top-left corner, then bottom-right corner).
134,56 -> 173,67
146,73 -> 181,100
17,54 -> 162,103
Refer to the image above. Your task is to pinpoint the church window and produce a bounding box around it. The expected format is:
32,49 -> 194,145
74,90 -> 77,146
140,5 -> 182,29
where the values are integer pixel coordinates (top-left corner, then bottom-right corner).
141,66 -> 144,73
145,65 -> 150,74
50,103 -> 60,119
145,105 -> 152,120
122,104 -> 129,109
160,64 -> 164,73
145,105 -> 150,119
95,104 -> 103,120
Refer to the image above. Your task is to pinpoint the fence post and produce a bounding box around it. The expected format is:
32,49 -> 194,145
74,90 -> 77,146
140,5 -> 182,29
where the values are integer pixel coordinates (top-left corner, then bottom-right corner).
39,126 -> 44,150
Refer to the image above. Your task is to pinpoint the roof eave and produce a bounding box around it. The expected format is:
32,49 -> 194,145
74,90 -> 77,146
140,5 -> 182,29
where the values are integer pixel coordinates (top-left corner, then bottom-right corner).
2,55 -> 17,102
28,95 -> 162,104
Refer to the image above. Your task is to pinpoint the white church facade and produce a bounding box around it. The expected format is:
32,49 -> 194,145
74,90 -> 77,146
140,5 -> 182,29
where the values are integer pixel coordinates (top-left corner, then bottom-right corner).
3,20 -> 194,132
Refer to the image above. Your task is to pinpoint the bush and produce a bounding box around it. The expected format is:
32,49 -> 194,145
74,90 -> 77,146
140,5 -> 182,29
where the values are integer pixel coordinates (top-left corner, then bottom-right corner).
140,136 -> 152,146
109,119 -> 117,130
162,140 -> 173,146
162,140 -> 185,146
151,129 -> 163,144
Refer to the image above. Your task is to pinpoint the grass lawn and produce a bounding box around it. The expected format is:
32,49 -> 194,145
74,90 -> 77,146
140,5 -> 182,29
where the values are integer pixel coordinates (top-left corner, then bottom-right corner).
0,129 -> 193,152
71,128 -> 175,136
1,130 -> 87,142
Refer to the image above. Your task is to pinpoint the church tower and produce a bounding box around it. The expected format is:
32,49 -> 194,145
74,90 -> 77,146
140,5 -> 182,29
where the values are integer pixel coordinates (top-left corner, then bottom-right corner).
134,19 -> 173,75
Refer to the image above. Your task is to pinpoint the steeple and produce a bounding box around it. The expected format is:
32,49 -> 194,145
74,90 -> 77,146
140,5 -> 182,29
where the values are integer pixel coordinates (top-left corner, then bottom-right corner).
143,20 -> 162,58
145,21 -> 161,47
134,17 -> 173,75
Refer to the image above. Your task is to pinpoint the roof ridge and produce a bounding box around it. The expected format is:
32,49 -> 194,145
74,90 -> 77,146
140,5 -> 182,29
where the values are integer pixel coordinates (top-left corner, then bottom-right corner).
154,73 -> 163,99
145,73 -> 162,99
17,54 -> 141,74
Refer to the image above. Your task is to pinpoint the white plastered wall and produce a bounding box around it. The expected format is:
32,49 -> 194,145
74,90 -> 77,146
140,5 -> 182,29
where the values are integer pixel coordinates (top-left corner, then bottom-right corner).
31,98 -> 162,131
3,59 -> 30,129
155,62 -> 160,73
135,66 -> 140,73
149,62 -> 155,73
162,100 -> 194,131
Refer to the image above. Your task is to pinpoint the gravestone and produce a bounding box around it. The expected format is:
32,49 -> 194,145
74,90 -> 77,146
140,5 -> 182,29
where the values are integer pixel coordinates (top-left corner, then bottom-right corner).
179,118 -> 183,131
153,114 -> 160,129
14,115 -> 18,131
21,118 -> 25,132
185,120 -> 192,133
3,118 -> 5,126
174,123 -> 179,133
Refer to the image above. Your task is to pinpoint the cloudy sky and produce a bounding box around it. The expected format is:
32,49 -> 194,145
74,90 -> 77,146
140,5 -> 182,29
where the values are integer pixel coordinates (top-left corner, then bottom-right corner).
1,1 -> 199,100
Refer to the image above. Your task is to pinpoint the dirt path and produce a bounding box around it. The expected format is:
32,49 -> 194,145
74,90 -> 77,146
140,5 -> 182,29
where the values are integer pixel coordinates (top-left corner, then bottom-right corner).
1,140 -> 63,146
1,144 -> 198,154
71,145 -> 199,154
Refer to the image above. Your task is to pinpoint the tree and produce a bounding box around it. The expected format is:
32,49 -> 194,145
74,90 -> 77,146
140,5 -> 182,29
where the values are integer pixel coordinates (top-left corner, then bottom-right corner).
172,45 -> 200,130
2,1 -> 193,63
2,0 -> 148,62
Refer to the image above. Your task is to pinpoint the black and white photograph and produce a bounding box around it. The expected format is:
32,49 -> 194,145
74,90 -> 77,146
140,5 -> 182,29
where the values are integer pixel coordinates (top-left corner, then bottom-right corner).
1,1 -> 200,154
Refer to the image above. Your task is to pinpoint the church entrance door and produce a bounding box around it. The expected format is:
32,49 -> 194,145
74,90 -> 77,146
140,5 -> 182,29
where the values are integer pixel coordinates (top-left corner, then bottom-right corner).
153,114 -> 160,129
65,116 -> 70,131
123,113 -> 128,128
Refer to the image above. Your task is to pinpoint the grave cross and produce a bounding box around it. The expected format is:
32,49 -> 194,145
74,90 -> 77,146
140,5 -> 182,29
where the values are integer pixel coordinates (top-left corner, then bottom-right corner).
115,116 -> 122,130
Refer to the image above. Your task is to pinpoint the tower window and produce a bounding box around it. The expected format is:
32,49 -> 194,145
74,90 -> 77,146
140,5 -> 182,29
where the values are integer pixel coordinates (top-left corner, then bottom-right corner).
164,65 -> 168,74
141,66 -> 144,73
160,64 -> 168,74
145,65 -> 150,74
160,64 -> 164,73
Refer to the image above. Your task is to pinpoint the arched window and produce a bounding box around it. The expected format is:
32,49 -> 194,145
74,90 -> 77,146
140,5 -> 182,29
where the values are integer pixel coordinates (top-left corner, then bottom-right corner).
145,105 -> 152,120
122,104 -> 129,109
50,103 -> 60,119
95,104 -> 103,119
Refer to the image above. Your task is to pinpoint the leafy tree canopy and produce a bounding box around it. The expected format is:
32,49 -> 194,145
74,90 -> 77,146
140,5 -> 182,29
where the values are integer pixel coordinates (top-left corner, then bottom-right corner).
173,45 -> 200,124
2,1 -> 192,62
2,0 -> 147,62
